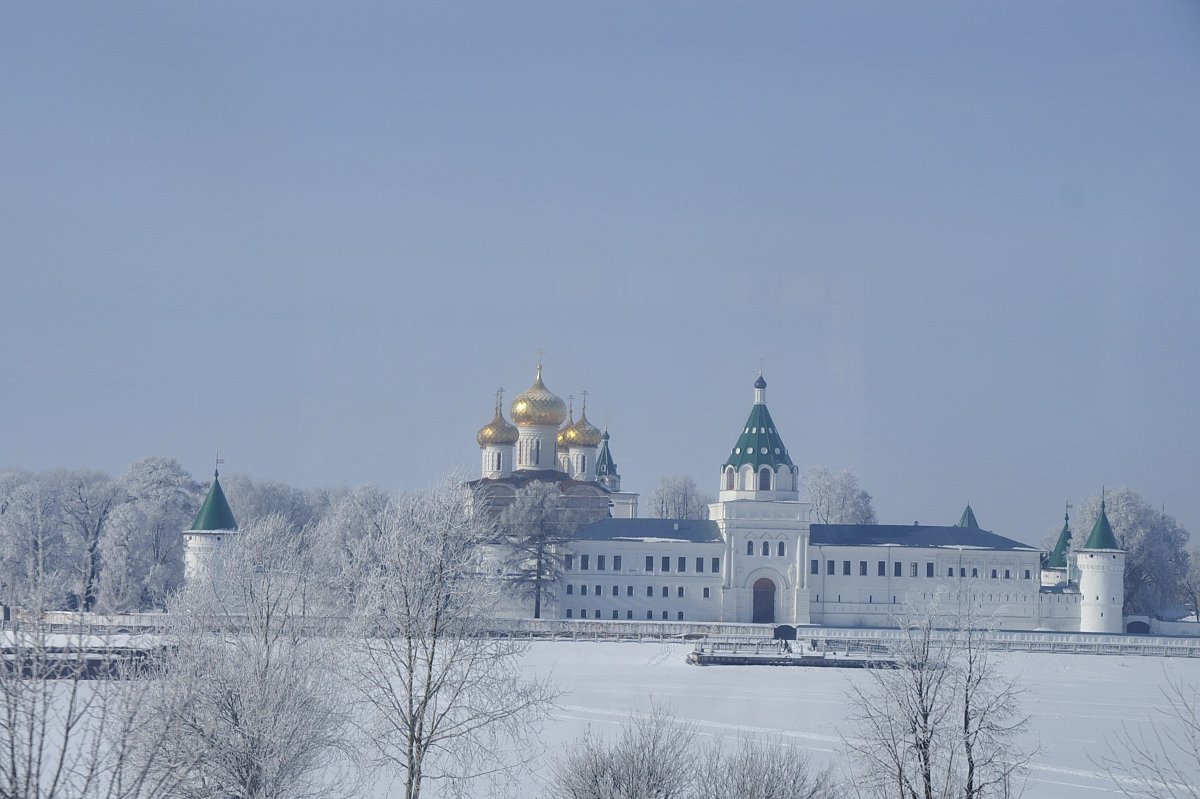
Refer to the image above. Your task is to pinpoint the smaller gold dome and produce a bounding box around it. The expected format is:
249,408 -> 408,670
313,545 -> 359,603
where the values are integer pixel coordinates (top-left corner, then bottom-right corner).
510,365 -> 568,426
476,397 -> 518,447
572,409 -> 603,447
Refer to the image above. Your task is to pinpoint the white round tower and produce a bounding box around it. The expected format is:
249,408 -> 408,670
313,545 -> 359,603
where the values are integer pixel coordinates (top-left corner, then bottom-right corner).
1077,500 -> 1125,634
510,364 -> 567,472
476,390 -> 517,479
183,469 -> 239,590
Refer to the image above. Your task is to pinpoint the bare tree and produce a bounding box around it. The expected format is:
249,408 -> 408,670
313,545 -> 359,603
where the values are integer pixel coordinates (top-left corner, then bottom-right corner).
134,515 -> 357,799
550,704 -> 696,799
498,482 -> 595,619
344,480 -> 555,799
805,466 -> 877,525
0,536 -> 187,799
648,475 -> 711,520
695,732 -> 838,799
551,704 -> 837,799
843,594 -> 1030,799
1102,676 -> 1200,799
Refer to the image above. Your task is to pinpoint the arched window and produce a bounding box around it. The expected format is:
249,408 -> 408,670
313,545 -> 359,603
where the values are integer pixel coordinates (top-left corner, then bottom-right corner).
761,541 -> 770,556
777,541 -> 786,557
534,440 -> 540,465
746,540 -> 754,555
580,454 -> 587,473
758,468 -> 772,491
725,467 -> 735,491
777,467 -> 791,491
741,466 -> 753,490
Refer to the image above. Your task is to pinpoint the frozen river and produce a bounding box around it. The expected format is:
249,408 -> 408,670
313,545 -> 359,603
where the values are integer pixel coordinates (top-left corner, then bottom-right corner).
455,640 -> 1200,798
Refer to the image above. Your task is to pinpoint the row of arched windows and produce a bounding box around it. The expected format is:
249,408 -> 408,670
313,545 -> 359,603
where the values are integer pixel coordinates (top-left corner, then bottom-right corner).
518,438 -> 542,466
724,465 -> 794,492
746,540 -> 787,557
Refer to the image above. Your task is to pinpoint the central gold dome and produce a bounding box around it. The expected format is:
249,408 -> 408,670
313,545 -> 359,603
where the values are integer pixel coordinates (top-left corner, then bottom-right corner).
510,366 -> 567,426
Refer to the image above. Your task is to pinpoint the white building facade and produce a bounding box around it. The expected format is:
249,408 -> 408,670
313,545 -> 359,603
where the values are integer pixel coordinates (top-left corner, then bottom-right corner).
473,367 -> 1128,634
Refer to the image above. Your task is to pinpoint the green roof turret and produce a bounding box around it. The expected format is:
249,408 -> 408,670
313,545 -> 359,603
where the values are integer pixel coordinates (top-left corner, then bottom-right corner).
1083,498 -> 1119,550
191,470 -> 238,532
956,504 -> 979,529
723,374 -> 795,471
1046,506 -> 1072,568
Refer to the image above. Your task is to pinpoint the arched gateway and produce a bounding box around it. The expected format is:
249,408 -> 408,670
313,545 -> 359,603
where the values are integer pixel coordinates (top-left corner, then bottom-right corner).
752,578 -> 776,624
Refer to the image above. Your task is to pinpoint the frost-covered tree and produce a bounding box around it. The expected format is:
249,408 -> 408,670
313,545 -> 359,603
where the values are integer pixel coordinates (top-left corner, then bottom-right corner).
551,705 -> 836,799
0,472 -> 71,608
135,515 -> 356,799
0,512 -> 186,799
648,475 -> 711,520
1072,488 -> 1188,616
98,457 -> 201,611
550,705 -> 696,799
310,483 -> 392,613
805,466 -> 877,525
46,468 -> 125,610
220,472 -> 325,530
499,482 -> 597,619
843,595 -> 1031,799
345,481 -> 555,799
1181,545 -> 1200,621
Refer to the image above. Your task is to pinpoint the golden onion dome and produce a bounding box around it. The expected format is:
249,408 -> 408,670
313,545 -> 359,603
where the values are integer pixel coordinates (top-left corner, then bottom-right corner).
510,365 -> 567,426
572,408 -> 603,447
476,397 -> 519,447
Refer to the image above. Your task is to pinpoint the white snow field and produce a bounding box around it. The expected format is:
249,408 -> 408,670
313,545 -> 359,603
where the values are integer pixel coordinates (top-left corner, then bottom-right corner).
408,641 -> 1199,798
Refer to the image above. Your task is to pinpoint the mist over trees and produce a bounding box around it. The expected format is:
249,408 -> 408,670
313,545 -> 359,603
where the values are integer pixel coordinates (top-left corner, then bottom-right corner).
804,466 -> 877,525
648,475 -> 711,520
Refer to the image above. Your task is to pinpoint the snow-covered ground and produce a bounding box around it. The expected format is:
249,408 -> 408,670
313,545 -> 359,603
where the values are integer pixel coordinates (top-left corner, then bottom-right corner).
415,641 -> 1198,798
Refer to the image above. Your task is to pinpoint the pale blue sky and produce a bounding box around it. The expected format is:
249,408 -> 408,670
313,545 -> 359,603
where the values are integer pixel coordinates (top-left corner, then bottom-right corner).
2,2 -> 1198,542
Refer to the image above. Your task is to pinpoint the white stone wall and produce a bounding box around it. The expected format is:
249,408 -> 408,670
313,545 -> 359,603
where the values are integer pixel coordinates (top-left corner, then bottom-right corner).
557,539 -> 725,622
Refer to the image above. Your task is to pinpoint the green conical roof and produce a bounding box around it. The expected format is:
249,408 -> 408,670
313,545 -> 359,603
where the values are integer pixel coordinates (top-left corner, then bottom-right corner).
956,504 -> 979,529
595,429 -> 618,477
1046,511 -> 1072,568
1083,501 -> 1119,550
191,471 -> 238,531
723,377 -> 794,471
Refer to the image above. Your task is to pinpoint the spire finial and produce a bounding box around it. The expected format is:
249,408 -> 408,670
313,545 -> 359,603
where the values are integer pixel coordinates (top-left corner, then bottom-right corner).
580,389 -> 589,415
567,394 -> 575,421
1065,500 -> 1072,524
757,356 -> 764,376
494,387 -> 504,414
214,452 -> 225,479
1101,485 -> 1106,512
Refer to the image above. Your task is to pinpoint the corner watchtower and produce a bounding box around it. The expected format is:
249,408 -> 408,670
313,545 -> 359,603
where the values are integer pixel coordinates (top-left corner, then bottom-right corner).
183,469 -> 239,589
1077,499 -> 1125,633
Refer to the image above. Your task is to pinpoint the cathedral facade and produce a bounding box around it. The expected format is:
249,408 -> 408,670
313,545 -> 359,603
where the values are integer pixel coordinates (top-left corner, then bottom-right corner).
472,365 -> 1128,634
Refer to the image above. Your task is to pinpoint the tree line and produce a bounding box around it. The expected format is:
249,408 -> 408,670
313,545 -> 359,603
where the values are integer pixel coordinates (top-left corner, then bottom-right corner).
0,470 -> 1197,798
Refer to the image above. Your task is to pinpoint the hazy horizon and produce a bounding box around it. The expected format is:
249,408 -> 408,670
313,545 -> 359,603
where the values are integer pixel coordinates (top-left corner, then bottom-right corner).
3,3 -> 1197,543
